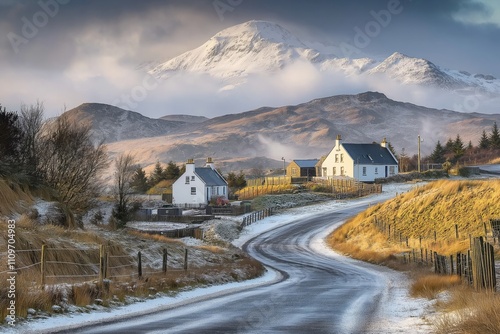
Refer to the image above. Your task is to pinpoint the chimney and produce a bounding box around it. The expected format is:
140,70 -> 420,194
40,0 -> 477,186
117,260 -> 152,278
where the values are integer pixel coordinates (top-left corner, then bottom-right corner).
336,134 -> 342,150
206,157 -> 215,169
381,137 -> 387,148
186,158 -> 195,173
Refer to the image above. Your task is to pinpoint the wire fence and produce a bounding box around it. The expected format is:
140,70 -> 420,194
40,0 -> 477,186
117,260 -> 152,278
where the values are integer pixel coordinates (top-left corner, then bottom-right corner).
0,244 -> 196,289
374,216 -> 498,291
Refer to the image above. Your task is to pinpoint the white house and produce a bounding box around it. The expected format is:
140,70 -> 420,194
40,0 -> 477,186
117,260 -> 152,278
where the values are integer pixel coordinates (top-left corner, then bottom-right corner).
321,135 -> 398,182
172,158 -> 228,206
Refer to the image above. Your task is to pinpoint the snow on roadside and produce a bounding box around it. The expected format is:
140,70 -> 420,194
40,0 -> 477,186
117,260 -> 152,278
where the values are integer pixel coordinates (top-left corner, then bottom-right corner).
7,268 -> 281,334
7,182 -> 422,333
310,216 -> 434,333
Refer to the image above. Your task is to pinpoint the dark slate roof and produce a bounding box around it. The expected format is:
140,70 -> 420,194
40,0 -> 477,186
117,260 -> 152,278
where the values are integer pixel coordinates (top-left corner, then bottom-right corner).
294,159 -> 319,168
195,167 -> 227,186
342,144 -> 398,165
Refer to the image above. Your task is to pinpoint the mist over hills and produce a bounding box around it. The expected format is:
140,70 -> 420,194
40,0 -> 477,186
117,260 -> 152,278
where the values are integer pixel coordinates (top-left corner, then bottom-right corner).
64,92 -> 500,174
148,20 -> 500,98
62,22 -> 500,175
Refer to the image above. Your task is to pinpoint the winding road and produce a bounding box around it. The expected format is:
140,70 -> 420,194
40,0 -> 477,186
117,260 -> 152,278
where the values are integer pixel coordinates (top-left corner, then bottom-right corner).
65,198 -> 416,334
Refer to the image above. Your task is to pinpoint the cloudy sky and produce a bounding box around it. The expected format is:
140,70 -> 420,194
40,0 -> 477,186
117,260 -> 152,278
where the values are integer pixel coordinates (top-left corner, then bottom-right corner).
1,0 -> 499,118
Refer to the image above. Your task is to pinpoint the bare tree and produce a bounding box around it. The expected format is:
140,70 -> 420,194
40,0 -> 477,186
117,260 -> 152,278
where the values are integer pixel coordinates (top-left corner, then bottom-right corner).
18,101 -> 44,179
113,153 -> 136,227
37,114 -> 108,211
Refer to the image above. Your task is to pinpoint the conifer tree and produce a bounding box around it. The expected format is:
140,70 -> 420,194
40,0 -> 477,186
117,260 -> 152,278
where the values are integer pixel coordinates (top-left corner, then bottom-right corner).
164,161 -> 181,180
490,122 -> 500,149
444,138 -> 454,154
149,161 -> 165,186
453,134 -> 465,160
479,130 -> 490,149
430,140 -> 445,163
131,166 -> 149,193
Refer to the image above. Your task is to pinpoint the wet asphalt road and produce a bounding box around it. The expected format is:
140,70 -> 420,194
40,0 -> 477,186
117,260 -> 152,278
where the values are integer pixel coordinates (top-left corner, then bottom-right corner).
68,202 -> 391,334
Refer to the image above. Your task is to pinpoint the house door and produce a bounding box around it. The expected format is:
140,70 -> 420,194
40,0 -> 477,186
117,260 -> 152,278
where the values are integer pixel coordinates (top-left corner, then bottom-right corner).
385,166 -> 388,177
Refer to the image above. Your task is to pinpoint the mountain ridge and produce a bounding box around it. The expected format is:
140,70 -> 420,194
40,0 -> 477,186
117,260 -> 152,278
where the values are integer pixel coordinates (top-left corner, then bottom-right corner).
147,20 -> 500,95
65,92 -> 500,176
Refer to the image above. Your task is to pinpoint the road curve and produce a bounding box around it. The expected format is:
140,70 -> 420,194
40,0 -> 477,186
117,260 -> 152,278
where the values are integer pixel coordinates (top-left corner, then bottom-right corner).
68,201 -> 398,334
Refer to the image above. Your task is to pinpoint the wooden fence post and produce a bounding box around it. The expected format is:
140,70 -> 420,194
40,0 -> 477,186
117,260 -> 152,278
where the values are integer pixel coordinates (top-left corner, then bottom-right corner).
138,251 -> 142,279
455,224 -> 459,239
184,248 -> 188,271
40,244 -> 46,289
105,251 -> 109,279
162,248 -> 168,274
99,244 -> 104,285
450,255 -> 454,275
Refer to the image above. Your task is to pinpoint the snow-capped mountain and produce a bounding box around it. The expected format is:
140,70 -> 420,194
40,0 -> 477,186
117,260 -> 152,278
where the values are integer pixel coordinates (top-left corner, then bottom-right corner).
148,20 -> 500,95
149,20 -> 322,82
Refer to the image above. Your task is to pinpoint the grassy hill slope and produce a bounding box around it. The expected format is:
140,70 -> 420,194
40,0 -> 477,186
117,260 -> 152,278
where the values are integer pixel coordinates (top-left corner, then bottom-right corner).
329,179 -> 500,261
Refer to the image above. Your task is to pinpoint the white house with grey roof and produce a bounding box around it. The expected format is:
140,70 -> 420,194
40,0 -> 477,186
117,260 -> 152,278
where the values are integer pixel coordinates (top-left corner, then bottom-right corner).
172,158 -> 228,206
321,135 -> 398,182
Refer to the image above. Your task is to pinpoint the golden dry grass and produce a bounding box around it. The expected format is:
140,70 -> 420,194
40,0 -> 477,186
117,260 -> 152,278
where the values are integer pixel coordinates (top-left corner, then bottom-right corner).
195,245 -> 225,253
326,179 -> 500,333
127,230 -> 183,244
0,215 -> 133,320
0,179 -> 34,216
410,274 -> 462,299
329,179 -> 500,257
434,288 -> 500,334
235,184 -> 296,200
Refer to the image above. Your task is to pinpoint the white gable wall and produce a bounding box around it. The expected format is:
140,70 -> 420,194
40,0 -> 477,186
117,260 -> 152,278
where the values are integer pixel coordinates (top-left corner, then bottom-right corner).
322,144 -> 355,178
321,141 -> 398,182
172,161 -> 229,206
172,167 -> 206,206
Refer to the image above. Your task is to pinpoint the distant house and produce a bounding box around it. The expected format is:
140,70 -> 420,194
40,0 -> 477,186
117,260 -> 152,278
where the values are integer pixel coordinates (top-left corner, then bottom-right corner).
321,135 -> 398,182
315,156 -> 326,177
172,158 -> 228,206
286,159 -> 319,179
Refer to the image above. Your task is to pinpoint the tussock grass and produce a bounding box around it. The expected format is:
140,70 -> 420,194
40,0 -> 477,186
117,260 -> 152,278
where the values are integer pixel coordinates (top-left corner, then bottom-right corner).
235,184 -> 296,200
434,288 -> 500,334
410,274 -> 462,299
195,245 -> 225,253
0,215 -> 133,320
0,179 -> 34,216
327,179 -> 500,333
127,230 -> 183,244
329,180 -> 500,257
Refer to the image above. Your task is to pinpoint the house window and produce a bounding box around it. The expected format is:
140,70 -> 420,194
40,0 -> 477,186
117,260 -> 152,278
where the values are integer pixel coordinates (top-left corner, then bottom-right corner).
340,167 -> 344,176
322,167 -> 327,176
185,176 -> 190,184
191,187 -> 196,195
389,166 -> 395,175
292,167 -> 297,176
191,176 -> 195,181
340,154 -> 344,163
223,187 -> 226,195
362,167 -> 367,176
333,167 -> 336,175
375,167 -> 378,174
335,154 -> 339,163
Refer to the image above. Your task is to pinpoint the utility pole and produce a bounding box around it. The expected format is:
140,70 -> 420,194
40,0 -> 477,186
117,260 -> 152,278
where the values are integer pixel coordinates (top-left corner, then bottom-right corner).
281,157 -> 285,176
417,135 -> 422,173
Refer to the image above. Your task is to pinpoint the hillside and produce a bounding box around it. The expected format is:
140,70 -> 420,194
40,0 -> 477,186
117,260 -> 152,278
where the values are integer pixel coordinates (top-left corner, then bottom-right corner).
0,179 -> 263,322
96,92 -> 500,175
63,103 -> 186,143
329,179 -> 500,259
